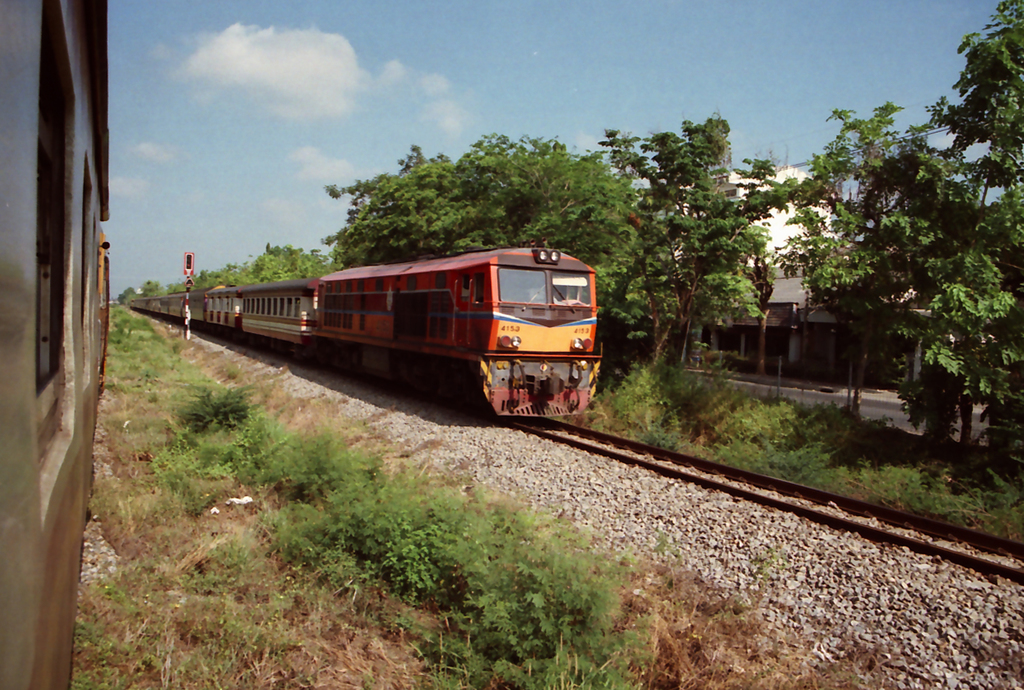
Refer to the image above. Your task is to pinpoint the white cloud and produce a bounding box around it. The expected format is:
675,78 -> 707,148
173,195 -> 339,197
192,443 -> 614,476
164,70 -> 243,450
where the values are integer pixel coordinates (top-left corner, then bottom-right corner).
132,142 -> 178,163
261,198 -> 307,227
380,59 -> 408,86
422,99 -> 468,138
290,146 -> 358,182
182,23 -> 368,120
179,23 -> 473,136
109,177 -> 150,199
574,131 -> 602,152
419,73 -> 450,97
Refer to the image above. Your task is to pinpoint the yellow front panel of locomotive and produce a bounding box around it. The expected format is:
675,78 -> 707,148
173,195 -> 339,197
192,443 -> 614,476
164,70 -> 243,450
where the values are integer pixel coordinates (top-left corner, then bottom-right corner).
494,318 -> 596,354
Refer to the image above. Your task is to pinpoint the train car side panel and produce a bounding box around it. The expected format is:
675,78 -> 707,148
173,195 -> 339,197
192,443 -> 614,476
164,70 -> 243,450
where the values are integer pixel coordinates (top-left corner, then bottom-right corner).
0,1 -> 110,689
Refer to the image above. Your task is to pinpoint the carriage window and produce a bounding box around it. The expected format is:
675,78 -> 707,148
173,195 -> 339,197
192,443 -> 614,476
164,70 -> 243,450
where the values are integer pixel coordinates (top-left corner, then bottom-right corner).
37,24 -> 66,390
552,273 -> 592,306
461,275 -> 470,301
435,272 -> 446,289
358,280 -> 364,292
375,278 -> 384,292
408,275 -> 417,291
474,272 -> 485,303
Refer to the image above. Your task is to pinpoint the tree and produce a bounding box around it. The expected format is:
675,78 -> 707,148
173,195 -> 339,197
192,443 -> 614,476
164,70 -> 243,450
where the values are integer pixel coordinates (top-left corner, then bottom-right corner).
138,280 -> 163,297
902,0 -> 1024,447
746,250 -> 777,376
248,244 -> 330,284
117,286 -> 138,305
600,117 -> 785,361
325,147 -> 459,267
783,104 -> 950,417
323,138 -> 634,268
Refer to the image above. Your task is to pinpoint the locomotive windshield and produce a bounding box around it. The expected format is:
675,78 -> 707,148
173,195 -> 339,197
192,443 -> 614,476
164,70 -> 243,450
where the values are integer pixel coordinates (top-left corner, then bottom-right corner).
552,273 -> 591,306
498,268 -> 592,306
498,268 -> 548,303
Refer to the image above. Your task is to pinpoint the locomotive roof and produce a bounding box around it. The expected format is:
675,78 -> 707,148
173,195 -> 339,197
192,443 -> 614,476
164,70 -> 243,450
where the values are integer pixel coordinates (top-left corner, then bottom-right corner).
321,248 -> 591,282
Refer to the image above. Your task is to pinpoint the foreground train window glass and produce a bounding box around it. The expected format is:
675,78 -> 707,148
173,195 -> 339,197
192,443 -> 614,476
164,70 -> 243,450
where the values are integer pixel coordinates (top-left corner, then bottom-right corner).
552,273 -> 592,306
498,268 -> 546,304
37,26 -> 66,390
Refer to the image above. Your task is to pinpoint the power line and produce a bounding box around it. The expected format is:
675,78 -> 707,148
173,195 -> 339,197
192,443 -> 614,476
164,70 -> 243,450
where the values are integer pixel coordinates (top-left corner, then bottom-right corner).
784,125 -> 952,170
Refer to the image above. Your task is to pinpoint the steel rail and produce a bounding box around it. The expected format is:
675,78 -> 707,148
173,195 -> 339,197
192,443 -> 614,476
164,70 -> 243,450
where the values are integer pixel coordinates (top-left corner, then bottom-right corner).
508,419 -> 1024,586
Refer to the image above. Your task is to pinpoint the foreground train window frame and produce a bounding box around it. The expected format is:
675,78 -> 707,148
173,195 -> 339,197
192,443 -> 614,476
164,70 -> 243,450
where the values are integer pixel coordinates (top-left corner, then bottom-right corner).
36,19 -> 69,447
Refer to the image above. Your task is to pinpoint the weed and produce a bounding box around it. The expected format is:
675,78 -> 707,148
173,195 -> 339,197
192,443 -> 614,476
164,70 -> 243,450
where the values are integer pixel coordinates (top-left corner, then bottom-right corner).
751,546 -> 789,583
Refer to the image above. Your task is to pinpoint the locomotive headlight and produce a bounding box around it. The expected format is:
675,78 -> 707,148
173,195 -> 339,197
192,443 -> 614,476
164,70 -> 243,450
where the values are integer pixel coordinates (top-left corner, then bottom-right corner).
499,335 -> 521,349
572,337 -> 585,350
531,248 -> 561,264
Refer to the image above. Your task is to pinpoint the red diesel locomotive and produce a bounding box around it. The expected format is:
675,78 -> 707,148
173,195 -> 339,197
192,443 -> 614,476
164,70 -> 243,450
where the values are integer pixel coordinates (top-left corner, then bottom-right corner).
315,247 -> 600,415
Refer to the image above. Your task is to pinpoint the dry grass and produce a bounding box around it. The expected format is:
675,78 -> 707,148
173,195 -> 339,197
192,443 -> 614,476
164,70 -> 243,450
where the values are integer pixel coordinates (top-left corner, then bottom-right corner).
617,565 -> 861,689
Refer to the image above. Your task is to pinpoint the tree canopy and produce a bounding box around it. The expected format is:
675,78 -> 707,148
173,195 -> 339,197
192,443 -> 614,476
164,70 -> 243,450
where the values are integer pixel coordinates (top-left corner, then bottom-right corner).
601,117 -> 792,360
323,136 -> 635,268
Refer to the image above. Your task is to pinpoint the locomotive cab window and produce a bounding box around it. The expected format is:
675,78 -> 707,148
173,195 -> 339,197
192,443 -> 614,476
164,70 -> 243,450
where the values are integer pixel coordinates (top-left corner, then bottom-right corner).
498,268 -> 545,304
474,272 -> 485,303
552,273 -> 592,306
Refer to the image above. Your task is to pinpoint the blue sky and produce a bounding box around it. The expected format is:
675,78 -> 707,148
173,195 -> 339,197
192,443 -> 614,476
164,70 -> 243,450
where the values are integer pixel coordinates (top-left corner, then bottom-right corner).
106,0 -> 1000,296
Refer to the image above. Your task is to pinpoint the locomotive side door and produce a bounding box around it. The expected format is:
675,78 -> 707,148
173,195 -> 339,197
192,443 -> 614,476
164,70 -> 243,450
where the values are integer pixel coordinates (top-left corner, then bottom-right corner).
455,271 -> 485,349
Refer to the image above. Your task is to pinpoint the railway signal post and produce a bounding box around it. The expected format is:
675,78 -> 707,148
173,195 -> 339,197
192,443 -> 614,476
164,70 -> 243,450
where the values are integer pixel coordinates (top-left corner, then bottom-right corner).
184,252 -> 195,340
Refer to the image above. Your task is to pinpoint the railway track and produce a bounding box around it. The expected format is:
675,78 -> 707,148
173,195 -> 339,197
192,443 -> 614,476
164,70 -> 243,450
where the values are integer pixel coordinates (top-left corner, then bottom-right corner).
508,417 -> 1024,586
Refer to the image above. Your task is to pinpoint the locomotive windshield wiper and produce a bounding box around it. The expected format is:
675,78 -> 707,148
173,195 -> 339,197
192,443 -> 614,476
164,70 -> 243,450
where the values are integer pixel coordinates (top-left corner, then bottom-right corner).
552,284 -> 575,313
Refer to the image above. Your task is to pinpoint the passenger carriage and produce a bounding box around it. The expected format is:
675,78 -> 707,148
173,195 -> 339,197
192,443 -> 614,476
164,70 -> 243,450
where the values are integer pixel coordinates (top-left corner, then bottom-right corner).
239,278 -> 318,350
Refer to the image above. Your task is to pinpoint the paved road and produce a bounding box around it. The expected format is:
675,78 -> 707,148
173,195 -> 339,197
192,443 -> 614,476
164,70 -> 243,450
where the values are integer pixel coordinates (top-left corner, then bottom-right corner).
726,377 -> 985,439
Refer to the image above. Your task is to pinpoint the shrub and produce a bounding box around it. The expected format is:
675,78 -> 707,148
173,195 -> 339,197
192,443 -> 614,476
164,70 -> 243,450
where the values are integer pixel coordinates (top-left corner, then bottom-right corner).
716,441 -> 837,490
177,386 -> 252,433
